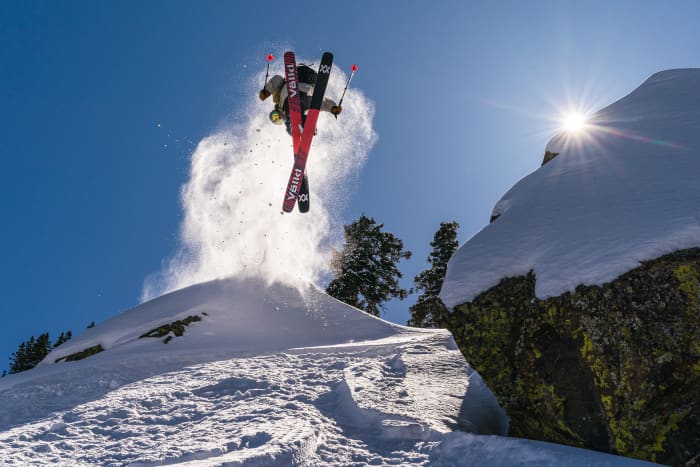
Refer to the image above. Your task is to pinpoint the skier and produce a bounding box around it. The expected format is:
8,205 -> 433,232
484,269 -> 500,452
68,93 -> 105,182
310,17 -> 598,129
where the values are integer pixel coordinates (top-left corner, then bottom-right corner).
259,52 -> 354,213
259,64 -> 342,135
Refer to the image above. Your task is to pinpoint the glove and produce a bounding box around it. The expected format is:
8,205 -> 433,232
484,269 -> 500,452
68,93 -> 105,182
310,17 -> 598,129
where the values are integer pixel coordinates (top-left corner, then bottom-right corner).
259,89 -> 271,101
331,105 -> 342,116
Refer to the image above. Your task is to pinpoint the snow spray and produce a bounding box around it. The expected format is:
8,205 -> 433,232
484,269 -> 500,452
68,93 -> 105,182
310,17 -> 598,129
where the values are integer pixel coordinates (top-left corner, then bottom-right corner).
142,55 -> 376,300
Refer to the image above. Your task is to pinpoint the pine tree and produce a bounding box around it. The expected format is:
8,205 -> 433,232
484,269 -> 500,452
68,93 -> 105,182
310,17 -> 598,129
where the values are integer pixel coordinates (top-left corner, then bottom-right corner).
408,221 -> 460,328
9,340 -> 29,373
8,330 -> 72,374
53,331 -> 73,348
9,334 -> 49,374
327,214 -> 412,316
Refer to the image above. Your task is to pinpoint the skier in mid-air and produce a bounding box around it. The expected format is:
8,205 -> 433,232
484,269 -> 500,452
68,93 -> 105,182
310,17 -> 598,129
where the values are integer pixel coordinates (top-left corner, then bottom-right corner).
260,52 -> 355,213
259,59 -> 341,213
259,63 -> 342,134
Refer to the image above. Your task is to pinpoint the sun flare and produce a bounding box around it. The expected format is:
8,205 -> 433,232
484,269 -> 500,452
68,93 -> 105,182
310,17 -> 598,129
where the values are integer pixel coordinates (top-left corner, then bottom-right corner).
563,113 -> 586,132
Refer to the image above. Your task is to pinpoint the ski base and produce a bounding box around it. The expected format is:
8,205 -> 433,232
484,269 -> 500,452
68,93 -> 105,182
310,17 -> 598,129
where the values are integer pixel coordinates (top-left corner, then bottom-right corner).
282,51 -> 333,213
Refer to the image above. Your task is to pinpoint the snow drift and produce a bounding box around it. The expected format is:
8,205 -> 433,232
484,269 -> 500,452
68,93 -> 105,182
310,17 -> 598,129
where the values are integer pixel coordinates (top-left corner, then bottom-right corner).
47,278 -> 401,361
442,68 -> 700,308
1,277 -> 511,464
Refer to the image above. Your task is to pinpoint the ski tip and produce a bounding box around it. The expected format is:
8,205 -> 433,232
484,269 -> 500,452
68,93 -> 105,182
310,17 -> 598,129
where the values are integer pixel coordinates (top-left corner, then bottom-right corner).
266,53 -> 275,62
351,64 -> 358,72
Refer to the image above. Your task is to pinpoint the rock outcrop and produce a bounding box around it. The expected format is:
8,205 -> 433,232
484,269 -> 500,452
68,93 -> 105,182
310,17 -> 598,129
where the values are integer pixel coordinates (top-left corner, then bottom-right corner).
446,248 -> 700,465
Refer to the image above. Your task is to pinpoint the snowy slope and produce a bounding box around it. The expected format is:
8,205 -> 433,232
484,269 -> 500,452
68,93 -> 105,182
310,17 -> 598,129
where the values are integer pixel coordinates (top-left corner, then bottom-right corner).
0,278 -> 656,465
442,68 -> 700,308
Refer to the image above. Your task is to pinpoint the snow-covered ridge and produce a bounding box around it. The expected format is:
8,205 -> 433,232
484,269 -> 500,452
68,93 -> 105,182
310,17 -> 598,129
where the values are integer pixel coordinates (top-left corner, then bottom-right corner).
441,68 -> 700,307
0,277 -> 509,465
44,277 -> 402,364
1,277 -> 658,465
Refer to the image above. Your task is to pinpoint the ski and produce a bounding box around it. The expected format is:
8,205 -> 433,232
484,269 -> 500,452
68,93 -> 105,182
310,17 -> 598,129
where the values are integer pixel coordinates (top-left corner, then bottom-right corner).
282,51 -> 333,213
297,174 -> 310,213
283,51 -> 303,154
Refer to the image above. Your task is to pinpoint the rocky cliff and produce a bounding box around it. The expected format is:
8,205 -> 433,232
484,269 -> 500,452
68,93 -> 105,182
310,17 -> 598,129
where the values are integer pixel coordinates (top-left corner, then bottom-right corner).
446,248 -> 699,465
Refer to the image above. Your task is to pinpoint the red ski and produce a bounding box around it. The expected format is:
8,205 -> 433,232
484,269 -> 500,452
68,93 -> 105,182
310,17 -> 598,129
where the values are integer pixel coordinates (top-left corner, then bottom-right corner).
282,52 -> 333,213
283,51 -> 303,154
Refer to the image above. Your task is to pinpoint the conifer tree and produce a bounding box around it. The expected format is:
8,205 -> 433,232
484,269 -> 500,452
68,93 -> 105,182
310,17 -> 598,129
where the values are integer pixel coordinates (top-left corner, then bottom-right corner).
408,221 -> 460,328
10,334 -> 48,373
327,214 -> 412,316
8,330 -> 72,374
53,331 -> 73,348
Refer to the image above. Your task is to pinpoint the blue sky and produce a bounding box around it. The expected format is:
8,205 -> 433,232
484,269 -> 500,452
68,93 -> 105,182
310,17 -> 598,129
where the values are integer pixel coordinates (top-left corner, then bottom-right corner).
2,1 -> 699,371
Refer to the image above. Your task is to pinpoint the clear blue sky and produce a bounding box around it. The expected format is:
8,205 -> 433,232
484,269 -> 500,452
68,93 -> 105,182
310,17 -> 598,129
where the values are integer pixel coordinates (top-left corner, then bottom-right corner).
2,1 -> 699,371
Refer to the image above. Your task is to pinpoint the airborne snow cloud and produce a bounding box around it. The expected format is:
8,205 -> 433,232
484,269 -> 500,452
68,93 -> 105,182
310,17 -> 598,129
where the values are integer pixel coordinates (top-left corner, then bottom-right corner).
143,54 -> 377,300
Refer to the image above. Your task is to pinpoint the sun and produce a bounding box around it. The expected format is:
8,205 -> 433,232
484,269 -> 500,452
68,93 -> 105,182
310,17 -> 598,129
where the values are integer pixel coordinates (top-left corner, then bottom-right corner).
563,113 -> 586,132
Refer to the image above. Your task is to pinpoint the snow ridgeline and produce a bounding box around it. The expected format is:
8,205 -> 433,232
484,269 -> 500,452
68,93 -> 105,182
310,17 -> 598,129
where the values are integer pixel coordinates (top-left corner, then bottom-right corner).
0,277 -> 656,465
442,68 -> 700,308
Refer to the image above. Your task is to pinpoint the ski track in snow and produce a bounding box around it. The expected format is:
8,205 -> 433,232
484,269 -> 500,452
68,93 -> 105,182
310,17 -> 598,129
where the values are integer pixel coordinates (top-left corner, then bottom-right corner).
0,332 -> 655,466
0,333 -> 478,466
0,274 -> 658,467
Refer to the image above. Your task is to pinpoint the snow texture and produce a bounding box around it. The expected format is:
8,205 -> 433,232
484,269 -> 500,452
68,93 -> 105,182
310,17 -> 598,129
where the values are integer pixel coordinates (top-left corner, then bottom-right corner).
0,278 -> 655,466
442,68 -> 700,308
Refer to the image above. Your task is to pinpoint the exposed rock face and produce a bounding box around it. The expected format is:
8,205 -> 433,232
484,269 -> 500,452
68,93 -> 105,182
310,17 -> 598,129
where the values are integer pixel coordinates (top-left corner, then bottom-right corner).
541,150 -> 559,166
54,344 -> 104,363
446,248 -> 700,465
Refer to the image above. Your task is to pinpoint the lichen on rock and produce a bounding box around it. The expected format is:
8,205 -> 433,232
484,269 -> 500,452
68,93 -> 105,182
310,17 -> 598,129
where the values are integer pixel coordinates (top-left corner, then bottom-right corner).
446,248 -> 700,465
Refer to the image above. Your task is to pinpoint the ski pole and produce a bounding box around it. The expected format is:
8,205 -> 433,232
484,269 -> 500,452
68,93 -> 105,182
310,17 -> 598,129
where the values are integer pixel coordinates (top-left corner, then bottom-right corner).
337,64 -> 358,107
263,53 -> 275,88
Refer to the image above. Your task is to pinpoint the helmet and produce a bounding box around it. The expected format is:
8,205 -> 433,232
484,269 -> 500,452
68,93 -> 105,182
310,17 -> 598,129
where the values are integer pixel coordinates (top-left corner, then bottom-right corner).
269,109 -> 283,125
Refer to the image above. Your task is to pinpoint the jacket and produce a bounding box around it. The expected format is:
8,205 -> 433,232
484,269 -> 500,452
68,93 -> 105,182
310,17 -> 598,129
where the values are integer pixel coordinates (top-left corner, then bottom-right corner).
264,74 -> 337,114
